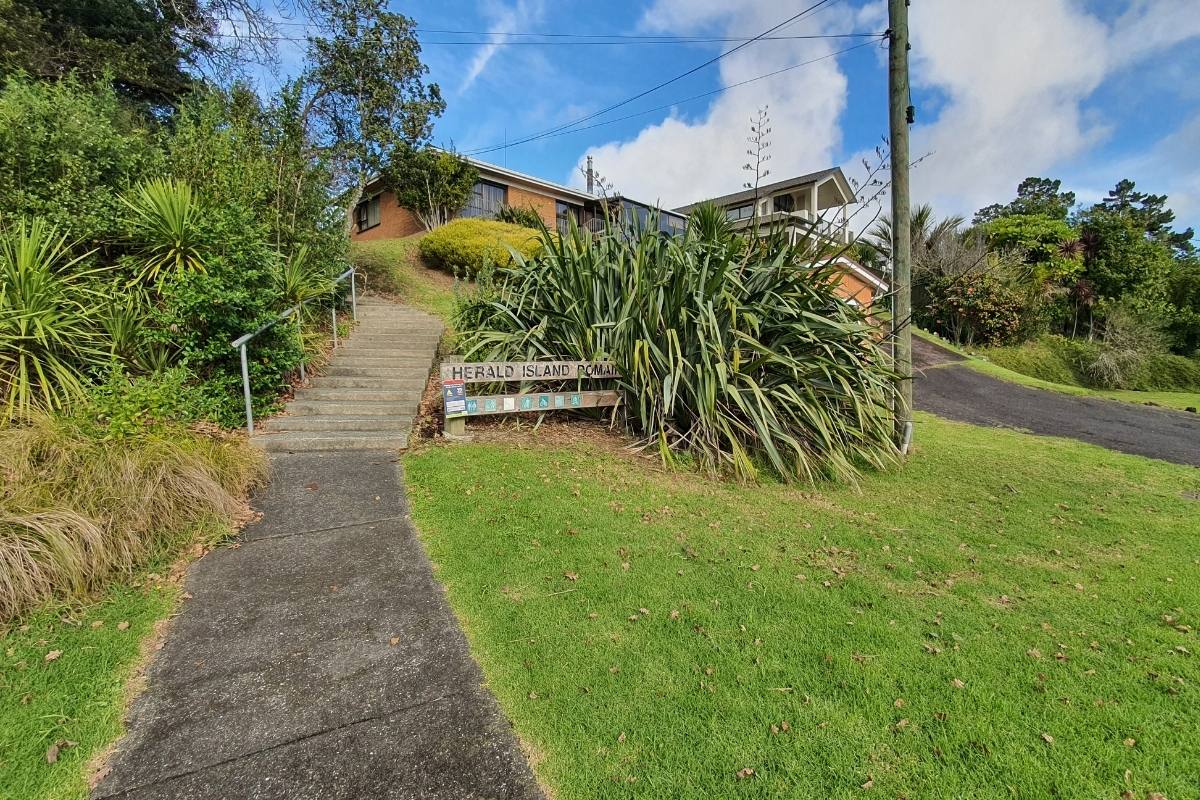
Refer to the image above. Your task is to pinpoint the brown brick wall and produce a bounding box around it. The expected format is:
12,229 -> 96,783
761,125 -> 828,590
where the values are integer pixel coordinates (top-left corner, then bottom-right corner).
832,270 -> 876,306
351,190 -> 425,241
507,186 -> 558,227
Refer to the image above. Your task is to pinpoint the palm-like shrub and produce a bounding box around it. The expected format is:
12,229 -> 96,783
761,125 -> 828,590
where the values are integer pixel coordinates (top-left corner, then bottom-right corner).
455,223 -> 899,483
122,178 -> 209,283
277,244 -> 336,307
0,218 -> 109,421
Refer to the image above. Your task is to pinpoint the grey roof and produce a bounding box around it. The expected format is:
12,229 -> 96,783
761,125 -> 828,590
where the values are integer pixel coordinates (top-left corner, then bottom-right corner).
672,167 -> 853,214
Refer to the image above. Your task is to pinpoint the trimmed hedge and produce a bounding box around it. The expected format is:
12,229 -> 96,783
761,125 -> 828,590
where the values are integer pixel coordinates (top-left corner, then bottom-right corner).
418,218 -> 540,277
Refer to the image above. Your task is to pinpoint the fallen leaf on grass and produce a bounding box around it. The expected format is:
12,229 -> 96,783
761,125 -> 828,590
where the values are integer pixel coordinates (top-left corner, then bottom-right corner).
116,621 -> 129,631
617,731 -> 626,743
950,678 -> 965,689
90,620 -> 104,629
1027,648 -> 1042,659
750,564 -> 761,572
669,609 -> 680,620
1123,737 -> 1136,747
894,698 -> 906,708
735,768 -> 755,780
564,572 -> 578,581
44,650 -> 61,662
861,778 -> 875,789
44,739 -> 78,764
527,691 -> 538,700
1041,732 -> 1054,745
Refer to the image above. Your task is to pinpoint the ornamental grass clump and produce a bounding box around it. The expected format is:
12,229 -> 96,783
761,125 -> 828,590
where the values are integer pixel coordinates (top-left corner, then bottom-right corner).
0,413 -> 266,620
454,219 -> 899,483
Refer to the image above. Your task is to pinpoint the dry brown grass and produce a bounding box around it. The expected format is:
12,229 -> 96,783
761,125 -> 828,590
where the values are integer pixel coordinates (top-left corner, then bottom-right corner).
0,413 -> 266,620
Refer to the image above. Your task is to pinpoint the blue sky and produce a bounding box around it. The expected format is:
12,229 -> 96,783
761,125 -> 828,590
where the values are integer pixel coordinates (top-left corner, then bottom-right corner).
264,0 -> 1200,231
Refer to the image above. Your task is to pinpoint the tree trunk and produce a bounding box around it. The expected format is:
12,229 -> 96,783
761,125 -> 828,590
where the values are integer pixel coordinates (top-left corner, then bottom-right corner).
343,175 -> 365,238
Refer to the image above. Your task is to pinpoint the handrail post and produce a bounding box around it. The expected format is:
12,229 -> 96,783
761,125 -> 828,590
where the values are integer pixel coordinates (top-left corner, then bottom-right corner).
350,269 -> 358,320
240,343 -> 254,435
297,301 -> 306,383
331,305 -> 338,348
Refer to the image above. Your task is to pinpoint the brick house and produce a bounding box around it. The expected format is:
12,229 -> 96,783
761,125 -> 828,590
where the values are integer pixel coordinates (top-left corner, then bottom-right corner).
351,155 -> 686,242
353,156 -> 884,306
674,167 -> 888,306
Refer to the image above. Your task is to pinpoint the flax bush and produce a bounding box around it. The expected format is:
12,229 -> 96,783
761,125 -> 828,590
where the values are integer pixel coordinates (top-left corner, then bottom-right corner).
454,222 -> 899,483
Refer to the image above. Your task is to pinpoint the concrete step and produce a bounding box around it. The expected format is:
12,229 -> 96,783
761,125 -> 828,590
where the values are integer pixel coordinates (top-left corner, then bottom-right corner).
262,414 -> 413,432
335,349 -> 439,361
343,334 -> 443,344
308,376 -> 427,390
333,356 -> 438,368
254,430 -> 409,452
289,400 -> 418,416
295,387 -> 424,402
325,365 -> 431,378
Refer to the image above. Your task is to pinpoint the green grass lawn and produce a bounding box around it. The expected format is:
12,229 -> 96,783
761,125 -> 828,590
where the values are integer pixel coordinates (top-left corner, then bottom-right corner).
0,579 -> 179,800
405,415 -> 1200,799
350,236 -> 458,323
913,329 -> 1200,413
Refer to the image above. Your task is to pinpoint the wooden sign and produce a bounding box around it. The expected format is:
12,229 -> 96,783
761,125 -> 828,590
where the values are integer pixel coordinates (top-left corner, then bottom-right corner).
440,360 -> 619,383
456,390 -> 619,417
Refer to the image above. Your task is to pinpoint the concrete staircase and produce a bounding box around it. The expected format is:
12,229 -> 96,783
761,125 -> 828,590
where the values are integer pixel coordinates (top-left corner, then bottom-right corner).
254,297 -> 443,452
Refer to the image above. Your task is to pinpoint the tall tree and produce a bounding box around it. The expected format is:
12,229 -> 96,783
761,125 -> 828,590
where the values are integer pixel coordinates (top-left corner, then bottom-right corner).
973,177 -> 1076,225
0,0 -> 194,105
301,0 -> 445,233
385,145 -> 478,231
1100,179 -> 1194,255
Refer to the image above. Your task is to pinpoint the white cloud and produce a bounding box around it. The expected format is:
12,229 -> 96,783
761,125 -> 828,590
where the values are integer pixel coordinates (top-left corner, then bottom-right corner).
459,0 -> 546,94
907,0 -> 1200,220
567,0 -> 864,208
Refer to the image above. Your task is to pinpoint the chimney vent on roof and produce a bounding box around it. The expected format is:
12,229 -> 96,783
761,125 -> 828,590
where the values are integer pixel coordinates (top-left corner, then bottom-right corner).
586,155 -> 594,195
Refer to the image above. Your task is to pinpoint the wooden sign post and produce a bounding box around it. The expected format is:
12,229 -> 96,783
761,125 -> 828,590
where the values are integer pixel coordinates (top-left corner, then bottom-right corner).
440,358 -> 620,438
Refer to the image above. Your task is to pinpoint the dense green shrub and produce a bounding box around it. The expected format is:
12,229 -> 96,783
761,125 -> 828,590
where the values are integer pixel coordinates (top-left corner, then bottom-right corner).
419,218 -> 540,276
920,272 -> 1038,347
0,76 -> 159,243
148,205 -> 304,426
84,367 -> 217,438
455,224 -> 899,483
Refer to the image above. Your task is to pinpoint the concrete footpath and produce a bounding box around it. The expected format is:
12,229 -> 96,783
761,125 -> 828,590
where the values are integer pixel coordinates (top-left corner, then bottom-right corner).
94,451 -> 543,800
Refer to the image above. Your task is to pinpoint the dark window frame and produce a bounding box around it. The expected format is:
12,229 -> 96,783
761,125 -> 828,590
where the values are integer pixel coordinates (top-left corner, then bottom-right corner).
460,179 -> 508,219
355,194 -> 382,232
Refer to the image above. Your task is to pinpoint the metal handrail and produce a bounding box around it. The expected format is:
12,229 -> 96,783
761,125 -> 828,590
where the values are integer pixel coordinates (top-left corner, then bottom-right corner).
231,266 -> 357,434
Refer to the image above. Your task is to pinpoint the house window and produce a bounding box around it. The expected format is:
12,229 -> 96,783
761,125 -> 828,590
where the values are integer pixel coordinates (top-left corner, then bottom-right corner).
773,194 -> 795,214
556,200 -> 579,234
658,211 -> 686,237
461,180 -> 507,218
354,195 -> 381,231
725,204 -> 753,222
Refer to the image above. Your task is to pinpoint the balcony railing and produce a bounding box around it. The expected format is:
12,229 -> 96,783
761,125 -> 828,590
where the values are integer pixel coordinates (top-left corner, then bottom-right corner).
730,209 -> 849,243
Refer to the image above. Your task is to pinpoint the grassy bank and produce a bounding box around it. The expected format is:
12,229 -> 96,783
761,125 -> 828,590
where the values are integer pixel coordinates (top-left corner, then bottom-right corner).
914,329 -> 1200,412
350,236 -> 457,322
405,416 -> 1199,799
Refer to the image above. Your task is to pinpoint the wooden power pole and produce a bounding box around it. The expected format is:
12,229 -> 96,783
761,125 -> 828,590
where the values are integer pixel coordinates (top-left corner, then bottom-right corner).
888,0 -> 913,453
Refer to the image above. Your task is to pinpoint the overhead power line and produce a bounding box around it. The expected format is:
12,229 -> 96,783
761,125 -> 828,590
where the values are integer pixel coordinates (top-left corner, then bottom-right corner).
465,0 -> 845,155
462,39 -> 881,152
206,31 -> 880,46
